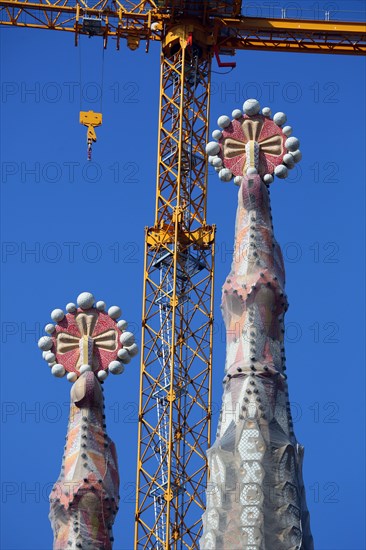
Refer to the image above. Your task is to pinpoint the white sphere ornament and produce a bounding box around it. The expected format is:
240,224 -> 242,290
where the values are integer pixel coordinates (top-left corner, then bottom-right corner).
97,370 -> 108,381
117,348 -> 129,360
282,125 -> 292,137
117,320 -> 128,331
219,168 -> 233,182
96,301 -> 106,311
246,167 -> 258,176
66,303 -> 77,313
51,309 -> 64,323
263,174 -> 274,184
44,352 -> 56,363
206,141 -> 220,156
212,129 -> 222,140
45,323 -> 55,334
273,112 -> 287,126
208,155 -> 216,165
283,153 -> 295,169
212,157 -> 222,168
67,372 -> 77,383
38,336 -> 53,351
108,306 -> 121,319
77,292 -> 95,310
274,165 -> 288,179
217,115 -> 231,129
285,136 -> 300,151
126,343 -> 139,357
42,351 -> 49,359
232,109 -> 243,119
262,107 -> 271,117
108,361 -> 124,375
51,364 -> 65,378
215,167 -> 221,173
120,331 -> 135,347
234,176 -> 242,186
243,99 -> 260,116
291,149 -> 302,163
80,364 -> 92,374
118,348 -> 131,364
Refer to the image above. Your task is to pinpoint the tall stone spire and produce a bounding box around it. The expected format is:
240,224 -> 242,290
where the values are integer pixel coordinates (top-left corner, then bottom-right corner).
200,100 -> 313,549
38,292 -> 138,549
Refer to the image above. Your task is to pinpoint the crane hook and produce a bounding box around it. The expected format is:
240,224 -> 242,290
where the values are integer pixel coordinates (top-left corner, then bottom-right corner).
80,110 -> 103,161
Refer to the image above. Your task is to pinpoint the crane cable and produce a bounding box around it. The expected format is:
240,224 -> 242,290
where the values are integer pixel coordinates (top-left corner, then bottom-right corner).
78,37 -> 105,112
78,36 -> 105,160
79,35 -> 82,111
100,43 -> 105,112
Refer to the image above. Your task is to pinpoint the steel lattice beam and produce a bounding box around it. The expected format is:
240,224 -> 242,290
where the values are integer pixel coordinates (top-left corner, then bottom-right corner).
1,2 -> 365,55
216,17 -> 366,55
134,41 -> 215,549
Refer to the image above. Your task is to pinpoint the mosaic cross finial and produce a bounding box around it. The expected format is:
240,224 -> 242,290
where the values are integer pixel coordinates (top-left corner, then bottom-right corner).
38,292 -> 138,550
206,98 -> 301,185
201,101 -> 313,550
38,291 -> 138,381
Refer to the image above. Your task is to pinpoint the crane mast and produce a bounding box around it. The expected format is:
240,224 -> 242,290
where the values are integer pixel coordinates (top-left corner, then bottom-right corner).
135,22 -> 216,548
1,1 -> 366,549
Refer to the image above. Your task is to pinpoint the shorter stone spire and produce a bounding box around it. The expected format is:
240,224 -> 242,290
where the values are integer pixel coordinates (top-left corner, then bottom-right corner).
38,292 -> 139,549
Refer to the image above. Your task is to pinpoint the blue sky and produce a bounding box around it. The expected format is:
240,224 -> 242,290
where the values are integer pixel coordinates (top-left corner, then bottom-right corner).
1,2 -> 365,549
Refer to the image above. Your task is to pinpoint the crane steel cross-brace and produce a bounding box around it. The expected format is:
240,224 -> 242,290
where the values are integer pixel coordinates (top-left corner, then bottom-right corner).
1,1 -> 365,549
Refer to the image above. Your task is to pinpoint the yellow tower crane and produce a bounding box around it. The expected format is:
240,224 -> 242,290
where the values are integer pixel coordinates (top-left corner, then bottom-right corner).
1,2 -> 365,549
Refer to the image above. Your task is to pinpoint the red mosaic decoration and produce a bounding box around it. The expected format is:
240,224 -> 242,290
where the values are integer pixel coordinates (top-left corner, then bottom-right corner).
206,99 -> 301,184
51,309 -> 122,374
38,292 -> 138,380
218,114 -> 287,177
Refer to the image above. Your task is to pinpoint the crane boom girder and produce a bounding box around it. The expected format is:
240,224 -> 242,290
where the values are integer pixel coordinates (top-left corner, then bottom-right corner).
0,0 -> 365,55
217,17 -> 366,55
154,0 -> 242,18
0,0 -> 163,42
